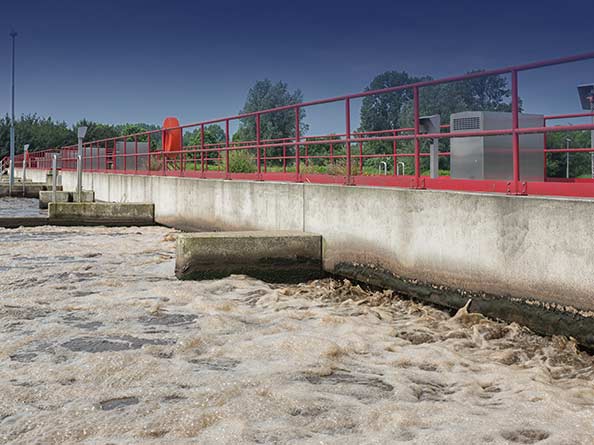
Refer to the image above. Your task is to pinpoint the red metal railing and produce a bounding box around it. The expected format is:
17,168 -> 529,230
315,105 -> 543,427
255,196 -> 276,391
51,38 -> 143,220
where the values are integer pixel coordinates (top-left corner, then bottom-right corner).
4,51 -> 594,198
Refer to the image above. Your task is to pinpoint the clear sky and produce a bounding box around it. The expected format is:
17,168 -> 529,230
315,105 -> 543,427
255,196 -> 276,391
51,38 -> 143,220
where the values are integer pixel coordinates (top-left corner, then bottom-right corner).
1,0 -> 593,135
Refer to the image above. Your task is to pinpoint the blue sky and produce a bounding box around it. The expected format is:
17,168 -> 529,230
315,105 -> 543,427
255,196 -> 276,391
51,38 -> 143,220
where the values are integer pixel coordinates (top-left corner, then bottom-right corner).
1,0 -> 593,135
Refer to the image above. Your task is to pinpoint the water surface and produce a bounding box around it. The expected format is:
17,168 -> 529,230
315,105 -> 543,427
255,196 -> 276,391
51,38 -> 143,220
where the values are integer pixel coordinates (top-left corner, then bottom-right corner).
1,225 -> 593,444
0,197 -> 47,217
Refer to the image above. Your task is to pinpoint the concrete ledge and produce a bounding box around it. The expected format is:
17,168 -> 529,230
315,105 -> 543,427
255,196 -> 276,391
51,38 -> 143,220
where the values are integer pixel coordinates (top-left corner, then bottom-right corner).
0,183 -> 62,198
39,190 -> 95,209
0,217 -> 50,228
48,202 -> 155,226
175,231 -> 323,282
39,191 -> 69,208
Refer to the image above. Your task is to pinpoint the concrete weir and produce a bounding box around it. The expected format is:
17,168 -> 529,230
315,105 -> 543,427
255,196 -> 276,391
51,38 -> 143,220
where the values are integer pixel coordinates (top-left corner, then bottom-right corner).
176,231 -> 323,282
39,190 -> 95,208
20,169 -> 594,347
48,202 -> 155,226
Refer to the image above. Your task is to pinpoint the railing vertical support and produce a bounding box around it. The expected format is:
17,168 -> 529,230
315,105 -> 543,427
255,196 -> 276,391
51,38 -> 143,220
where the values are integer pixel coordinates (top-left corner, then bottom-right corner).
161,130 -> 166,176
256,114 -> 262,179
123,139 -> 127,173
413,86 -> 422,188
147,133 -> 151,173
200,123 -> 205,178
345,98 -> 352,185
134,135 -> 138,172
51,154 -> 57,204
392,130 -> 397,175
112,139 -> 117,172
225,119 -> 230,179
511,70 -> 523,194
295,108 -> 301,181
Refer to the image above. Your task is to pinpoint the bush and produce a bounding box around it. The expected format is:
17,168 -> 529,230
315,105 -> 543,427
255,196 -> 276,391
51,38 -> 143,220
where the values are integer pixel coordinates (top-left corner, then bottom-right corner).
228,149 -> 256,173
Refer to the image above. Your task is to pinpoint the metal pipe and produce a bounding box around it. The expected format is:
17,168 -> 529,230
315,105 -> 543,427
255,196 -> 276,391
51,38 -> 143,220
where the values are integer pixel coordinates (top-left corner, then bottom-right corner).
21,146 -> 27,195
345,98 -> 351,184
225,119 -> 230,179
511,70 -> 520,192
566,137 -> 571,179
379,161 -> 387,175
9,31 -> 17,196
256,114 -> 261,178
51,154 -> 57,204
76,154 -> 83,202
295,108 -> 300,178
397,162 -> 405,176
413,86 -> 420,185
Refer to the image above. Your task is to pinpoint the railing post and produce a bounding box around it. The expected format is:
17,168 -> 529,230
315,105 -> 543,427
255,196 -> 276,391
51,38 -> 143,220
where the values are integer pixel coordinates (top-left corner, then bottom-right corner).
295,108 -> 301,181
359,141 -> 363,175
147,133 -> 151,173
112,139 -> 117,171
134,135 -> 138,172
225,120 -> 230,179
345,98 -> 352,185
201,123 -> 205,178
161,130 -> 166,176
256,114 -> 261,179
76,154 -> 83,202
51,154 -> 57,204
392,130 -> 397,175
413,86 -> 422,188
511,70 -> 523,194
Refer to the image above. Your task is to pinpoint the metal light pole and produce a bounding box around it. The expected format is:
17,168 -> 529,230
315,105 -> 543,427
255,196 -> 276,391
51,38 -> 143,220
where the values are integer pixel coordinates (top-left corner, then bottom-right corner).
8,30 -> 17,196
76,126 -> 88,202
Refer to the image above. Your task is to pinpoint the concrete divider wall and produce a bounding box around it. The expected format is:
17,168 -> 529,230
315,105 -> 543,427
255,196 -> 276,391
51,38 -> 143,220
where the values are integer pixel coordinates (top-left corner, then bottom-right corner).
32,169 -> 594,315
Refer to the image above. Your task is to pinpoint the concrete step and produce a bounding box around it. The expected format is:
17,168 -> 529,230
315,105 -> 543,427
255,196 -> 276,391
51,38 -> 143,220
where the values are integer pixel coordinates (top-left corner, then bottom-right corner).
175,231 -> 323,283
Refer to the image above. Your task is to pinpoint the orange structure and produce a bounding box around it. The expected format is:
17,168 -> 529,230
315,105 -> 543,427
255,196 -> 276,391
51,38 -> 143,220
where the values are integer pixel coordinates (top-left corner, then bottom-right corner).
162,117 -> 182,157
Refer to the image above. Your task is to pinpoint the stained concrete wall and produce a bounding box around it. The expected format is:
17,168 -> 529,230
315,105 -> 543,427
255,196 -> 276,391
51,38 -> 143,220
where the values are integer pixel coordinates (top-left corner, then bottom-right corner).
27,169 -> 594,315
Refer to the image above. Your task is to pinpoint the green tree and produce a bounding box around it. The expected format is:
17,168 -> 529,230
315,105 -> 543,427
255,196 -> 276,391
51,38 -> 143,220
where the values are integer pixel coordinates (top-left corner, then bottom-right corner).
72,119 -> 118,142
235,79 -> 308,143
546,129 -> 592,178
0,114 -> 75,158
184,125 -> 226,147
360,71 -> 429,132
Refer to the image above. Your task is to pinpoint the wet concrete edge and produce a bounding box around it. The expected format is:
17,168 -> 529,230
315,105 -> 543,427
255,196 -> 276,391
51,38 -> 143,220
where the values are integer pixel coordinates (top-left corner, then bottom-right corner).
334,262 -> 594,349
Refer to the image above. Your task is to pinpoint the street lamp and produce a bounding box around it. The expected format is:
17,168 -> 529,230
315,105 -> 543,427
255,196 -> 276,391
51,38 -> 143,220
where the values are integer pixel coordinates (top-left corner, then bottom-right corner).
76,126 -> 88,202
8,30 -> 17,196
577,84 -> 594,178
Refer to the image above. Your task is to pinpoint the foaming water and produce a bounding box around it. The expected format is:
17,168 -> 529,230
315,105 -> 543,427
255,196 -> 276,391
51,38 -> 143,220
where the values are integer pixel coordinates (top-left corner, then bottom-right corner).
1,225 -> 593,444
0,197 -> 47,217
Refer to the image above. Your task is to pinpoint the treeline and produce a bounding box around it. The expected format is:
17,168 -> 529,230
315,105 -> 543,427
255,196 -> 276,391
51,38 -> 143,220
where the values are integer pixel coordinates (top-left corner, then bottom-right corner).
0,115 -> 159,158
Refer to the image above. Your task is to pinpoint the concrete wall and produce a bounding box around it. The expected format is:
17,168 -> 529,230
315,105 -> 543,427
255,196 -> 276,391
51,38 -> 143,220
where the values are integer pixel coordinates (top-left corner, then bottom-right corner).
39,169 -> 594,315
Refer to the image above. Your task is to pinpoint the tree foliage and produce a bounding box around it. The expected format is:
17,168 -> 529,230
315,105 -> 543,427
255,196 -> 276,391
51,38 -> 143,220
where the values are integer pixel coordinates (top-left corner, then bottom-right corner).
235,79 -> 308,142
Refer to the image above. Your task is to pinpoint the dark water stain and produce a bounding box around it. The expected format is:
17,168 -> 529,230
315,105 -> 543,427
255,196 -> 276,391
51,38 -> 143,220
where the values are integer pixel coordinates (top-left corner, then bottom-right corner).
162,394 -> 187,403
61,335 -> 174,353
74,321 -> 103,331
501,429 -> 550,444
303,371 -> 394,392
139,313 -> 198,326
188,357 -> 240,371
97,396 -> 139,411
9,352 -> 37,362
